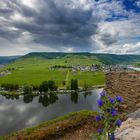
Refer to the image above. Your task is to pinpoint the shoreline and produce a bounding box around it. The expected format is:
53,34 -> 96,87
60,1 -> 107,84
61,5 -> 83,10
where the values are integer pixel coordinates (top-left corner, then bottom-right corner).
0,84 -> 105,95
3,110 -> 98,140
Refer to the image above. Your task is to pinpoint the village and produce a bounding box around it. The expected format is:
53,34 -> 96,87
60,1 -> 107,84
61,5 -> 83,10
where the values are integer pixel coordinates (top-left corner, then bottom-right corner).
49,64 -> 136,73
0,70 -> 11,77
0,64 -> 138,78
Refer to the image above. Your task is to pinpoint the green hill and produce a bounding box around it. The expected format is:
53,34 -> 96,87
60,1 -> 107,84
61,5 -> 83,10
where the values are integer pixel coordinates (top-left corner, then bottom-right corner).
0,54 -> 104,87
0,52 -> 140,87
24,52 -> 140,64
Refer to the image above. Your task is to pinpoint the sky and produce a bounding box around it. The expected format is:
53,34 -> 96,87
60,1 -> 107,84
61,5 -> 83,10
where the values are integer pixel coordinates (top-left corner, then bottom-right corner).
0,0 -> 140,56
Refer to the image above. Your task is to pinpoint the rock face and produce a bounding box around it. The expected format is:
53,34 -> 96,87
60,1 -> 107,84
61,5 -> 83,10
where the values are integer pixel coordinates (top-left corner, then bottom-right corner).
115,118 -> 140,140
105,72 -> 140,113
115,109 -> 140,140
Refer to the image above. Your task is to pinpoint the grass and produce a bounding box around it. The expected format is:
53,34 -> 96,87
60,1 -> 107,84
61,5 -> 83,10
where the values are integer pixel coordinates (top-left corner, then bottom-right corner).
0,56 -> 105,87
5,110 -> 97,140
0,91 -> 20,95
68,71 -> 105,87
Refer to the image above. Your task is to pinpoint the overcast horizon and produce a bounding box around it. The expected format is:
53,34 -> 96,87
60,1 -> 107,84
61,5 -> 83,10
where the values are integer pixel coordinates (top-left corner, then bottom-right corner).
0,0 -> 140,56
1,52 -> 140,57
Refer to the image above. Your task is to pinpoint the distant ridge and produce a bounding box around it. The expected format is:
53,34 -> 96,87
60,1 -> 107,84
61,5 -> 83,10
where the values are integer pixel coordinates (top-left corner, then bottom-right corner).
23,52 -> 92,59
23,52 -> 140,65
0,56 -> 21,65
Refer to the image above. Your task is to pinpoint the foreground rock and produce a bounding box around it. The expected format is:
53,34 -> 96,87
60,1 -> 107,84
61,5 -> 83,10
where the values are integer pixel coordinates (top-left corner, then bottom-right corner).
116,108 -> 140,140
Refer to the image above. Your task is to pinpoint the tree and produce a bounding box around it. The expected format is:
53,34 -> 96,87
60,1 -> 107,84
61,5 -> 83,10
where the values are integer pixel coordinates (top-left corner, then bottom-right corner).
70,79 -> 78,90
23,85 -> 33,95
83,82 -> 89,90
2,83 -> 19,91
62,80 -> 66,86
39,81 -> 49,93
32,85 -> 39,91
48,80 -> 57,91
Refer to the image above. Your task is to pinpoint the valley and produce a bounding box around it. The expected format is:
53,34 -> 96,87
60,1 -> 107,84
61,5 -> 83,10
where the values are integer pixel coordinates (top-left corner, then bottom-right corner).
0,52 -> 140,89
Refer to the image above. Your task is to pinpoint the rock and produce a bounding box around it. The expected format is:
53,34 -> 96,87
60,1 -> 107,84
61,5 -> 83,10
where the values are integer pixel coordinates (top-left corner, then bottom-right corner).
116,118 -> 140,140
136,103 -> 140,108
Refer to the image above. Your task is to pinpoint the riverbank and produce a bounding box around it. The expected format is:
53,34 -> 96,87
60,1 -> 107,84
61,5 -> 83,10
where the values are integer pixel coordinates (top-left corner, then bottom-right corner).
4,110 -> 98,140
0,91 -> 21,95
0,84 -> 104,95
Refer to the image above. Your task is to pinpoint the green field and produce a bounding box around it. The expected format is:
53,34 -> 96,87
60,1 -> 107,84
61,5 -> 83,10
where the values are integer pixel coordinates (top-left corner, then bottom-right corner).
0,55 -> 105,87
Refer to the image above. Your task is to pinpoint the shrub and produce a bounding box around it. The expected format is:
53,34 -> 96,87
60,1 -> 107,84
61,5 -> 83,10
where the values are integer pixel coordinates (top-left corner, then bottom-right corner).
94,91 -> 124,140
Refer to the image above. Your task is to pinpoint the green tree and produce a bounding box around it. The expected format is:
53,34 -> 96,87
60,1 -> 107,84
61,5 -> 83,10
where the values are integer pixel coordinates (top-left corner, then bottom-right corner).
32,85 -> 39,91
62,80 -> 66,86
2,83 -> 19,91
70,79 -> 78,90
83,82 -> 89,90
39,81 -> 49,93
23,85 -> 33,95
48,80 -> 57,91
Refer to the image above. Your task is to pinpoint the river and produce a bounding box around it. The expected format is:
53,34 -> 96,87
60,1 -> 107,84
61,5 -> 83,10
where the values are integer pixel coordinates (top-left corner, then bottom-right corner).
0,88 -> 102,135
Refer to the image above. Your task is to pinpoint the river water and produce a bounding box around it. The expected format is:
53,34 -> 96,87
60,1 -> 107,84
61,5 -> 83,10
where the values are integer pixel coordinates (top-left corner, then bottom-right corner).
0,88 -> 102,135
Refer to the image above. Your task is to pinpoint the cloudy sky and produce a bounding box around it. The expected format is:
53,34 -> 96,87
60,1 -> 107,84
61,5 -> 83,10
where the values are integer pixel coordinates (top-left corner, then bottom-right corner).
0,0 -> 140,56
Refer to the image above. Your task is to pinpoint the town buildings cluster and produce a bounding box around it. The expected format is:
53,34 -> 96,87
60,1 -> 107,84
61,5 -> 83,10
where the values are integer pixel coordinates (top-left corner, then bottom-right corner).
50,64 -> 137,72
0,70 -> 11,77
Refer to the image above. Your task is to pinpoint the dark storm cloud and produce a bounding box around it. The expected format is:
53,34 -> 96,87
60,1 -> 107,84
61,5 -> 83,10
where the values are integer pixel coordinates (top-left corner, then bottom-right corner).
0,0 -> 140,55
0,0 -> 99,51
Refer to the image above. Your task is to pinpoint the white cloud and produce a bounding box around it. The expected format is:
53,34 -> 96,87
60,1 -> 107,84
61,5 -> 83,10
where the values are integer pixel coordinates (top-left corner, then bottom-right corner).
0,0 -> 140,55
21,0 -> 38,9
135,1 -> 140,7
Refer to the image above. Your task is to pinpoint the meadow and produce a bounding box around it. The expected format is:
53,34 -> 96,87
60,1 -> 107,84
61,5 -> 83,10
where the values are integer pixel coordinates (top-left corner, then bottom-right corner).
0,55 -> 105,88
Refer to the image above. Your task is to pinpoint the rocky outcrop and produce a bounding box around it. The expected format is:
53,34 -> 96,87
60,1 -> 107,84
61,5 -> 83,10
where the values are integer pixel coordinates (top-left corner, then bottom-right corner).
116,118 -> 140,140
116,109 -> 140,140
105,72 -> 140,113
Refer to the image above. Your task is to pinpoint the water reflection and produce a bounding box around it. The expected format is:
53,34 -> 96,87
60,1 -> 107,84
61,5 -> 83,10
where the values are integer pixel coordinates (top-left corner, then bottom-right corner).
2,92 -> 94,106
0,89 -> 102,135
38,94 -> 58,107
23,95 -> 34,103
71,92 -> 78,104
1,94 -> 19,100
83,91 -> 92,99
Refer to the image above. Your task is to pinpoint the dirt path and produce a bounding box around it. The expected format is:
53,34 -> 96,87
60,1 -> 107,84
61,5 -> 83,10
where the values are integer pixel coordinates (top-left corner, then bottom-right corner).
65,70 -> 70,81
